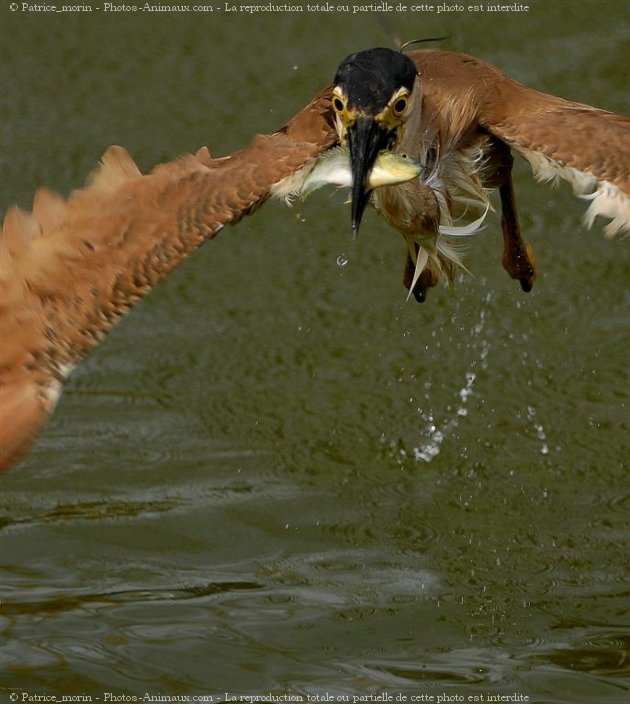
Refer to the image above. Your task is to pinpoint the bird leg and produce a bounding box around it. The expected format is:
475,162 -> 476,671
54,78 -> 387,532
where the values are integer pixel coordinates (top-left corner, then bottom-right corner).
485,137 -> 537,291
374,179 -> 442,303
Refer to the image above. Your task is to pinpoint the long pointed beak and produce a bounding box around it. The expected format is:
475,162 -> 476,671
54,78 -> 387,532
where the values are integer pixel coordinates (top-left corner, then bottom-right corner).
347,116 -> 392,236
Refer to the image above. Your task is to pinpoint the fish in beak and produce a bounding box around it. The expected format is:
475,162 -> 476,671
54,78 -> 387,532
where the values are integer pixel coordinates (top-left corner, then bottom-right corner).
298,147 -> 423,197
347,116 -> 393,236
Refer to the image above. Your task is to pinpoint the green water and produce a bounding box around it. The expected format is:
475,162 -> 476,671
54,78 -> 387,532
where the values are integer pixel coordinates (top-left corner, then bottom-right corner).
1,1 -> 628,701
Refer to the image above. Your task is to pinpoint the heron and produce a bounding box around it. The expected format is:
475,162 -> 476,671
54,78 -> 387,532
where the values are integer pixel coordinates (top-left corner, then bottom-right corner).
276,48 -> 630,301
1,48 -> 628,470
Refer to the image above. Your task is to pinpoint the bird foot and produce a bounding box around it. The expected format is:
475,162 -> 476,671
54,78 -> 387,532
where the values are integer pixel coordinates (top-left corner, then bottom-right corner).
502,241 -> 537,292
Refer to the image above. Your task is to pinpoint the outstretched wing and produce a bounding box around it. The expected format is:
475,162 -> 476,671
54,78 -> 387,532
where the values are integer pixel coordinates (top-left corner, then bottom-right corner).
411,50 -> 630,237
0,88 -> 336,471
3,50 -> 627,470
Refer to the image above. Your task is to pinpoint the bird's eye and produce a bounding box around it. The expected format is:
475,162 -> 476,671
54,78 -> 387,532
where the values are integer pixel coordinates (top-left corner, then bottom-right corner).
393,97 -> 408,115
333,96 -> 345,114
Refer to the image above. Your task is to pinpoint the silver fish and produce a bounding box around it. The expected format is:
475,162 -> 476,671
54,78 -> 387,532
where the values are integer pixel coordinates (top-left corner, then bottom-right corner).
301,146 -> 423,195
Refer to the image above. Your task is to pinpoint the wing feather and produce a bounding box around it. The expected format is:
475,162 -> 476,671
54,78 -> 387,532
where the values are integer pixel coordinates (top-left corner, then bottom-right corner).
0,88 -> 335,470
410,50 -> 630,234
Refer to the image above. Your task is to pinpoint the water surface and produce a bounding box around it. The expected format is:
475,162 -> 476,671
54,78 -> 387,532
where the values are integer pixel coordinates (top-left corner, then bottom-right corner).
1,2 -> 629,702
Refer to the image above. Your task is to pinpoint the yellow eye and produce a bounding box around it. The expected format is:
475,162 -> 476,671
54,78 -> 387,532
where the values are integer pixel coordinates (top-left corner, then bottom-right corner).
393,97 -> 408,115
332,96 -> 346,114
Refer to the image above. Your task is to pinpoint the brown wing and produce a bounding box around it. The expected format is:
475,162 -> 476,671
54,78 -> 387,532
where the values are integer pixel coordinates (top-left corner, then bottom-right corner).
410,50 -> 630,236
0,87 -> 336,471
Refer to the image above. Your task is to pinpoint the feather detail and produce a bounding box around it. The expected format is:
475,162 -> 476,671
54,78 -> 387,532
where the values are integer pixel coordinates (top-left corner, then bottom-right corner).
406,246 -> 429,302
513,146 -> 630,237
0,89 -> 337,470
88,145 -> 142,191
411,50 -> 630,239
32,188 -> 68,235
195,146 -> 213,166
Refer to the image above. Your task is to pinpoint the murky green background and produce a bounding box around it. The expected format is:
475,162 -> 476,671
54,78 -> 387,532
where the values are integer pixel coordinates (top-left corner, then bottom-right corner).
1,1 -> 628,701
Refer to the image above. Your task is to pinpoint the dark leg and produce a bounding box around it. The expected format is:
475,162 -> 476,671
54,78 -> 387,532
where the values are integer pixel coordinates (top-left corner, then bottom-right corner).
486,138 -> 537,292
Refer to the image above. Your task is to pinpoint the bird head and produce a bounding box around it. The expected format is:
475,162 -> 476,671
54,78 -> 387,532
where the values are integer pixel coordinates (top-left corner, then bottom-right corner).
332,48 -> 418,235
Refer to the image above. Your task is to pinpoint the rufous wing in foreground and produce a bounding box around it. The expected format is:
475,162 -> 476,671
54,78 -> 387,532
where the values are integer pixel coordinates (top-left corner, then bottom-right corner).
0,89 -> 339,471
2,49 -> 629,471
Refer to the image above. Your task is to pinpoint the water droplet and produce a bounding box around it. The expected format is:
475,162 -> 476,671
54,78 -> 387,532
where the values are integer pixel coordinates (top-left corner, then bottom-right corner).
336,254 -> 348,267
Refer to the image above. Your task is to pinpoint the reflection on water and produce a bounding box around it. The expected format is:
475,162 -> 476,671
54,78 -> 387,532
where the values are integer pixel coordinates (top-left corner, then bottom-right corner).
1,1 -> 629,702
